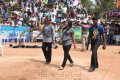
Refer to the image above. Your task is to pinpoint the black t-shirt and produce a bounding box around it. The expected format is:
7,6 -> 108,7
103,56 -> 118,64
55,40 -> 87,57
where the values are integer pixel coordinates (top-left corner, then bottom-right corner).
27,11 -> 31,16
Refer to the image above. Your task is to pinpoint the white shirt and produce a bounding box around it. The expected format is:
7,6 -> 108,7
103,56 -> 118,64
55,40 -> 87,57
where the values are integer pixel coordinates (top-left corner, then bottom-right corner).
14,11 -> 20,15
26,7 -> 32,12
51,16 -> 55,22
18,20 -> 22,26
10,1 -> 16,6
11,20 -> 15,26
53,9 -> 57,15
62,7 -> 67,13
34,7 -> 38,13
30,17 -> 37,22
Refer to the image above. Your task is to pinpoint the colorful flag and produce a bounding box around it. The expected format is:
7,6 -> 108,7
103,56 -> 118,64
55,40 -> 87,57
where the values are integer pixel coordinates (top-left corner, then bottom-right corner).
73,0 -> 79,6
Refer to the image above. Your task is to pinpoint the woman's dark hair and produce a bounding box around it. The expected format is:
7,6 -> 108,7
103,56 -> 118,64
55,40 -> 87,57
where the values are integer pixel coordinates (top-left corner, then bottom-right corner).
63,21 -> 72,30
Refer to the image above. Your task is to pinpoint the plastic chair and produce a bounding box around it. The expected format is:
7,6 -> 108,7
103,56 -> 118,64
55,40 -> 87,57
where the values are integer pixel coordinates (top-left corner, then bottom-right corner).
15,31 -> 28,45
1,32 -> 10,44
15,31 -> 21,44
21,32 -> 28,44
115,35 -> 120,45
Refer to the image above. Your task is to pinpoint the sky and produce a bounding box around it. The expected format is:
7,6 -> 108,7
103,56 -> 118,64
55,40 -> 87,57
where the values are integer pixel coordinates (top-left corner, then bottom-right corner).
90,0 -> 96,4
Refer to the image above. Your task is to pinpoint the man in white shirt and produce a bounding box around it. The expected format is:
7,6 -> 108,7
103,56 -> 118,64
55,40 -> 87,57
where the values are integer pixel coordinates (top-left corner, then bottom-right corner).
26,5 -> 32,12
51,14 -> 55,23
17,18 -> 23,26
62,5 -> 67,18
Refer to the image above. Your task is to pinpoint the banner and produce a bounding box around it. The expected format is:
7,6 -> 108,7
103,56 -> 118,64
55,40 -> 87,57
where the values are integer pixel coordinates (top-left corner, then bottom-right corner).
73,28 -> 82,42
0,26 -> 30,42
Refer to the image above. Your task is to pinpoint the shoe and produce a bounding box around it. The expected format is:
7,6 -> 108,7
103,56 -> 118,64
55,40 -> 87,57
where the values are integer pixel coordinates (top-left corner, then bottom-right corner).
88,67 -> 95,72
59,66 -> 64,70
70,63 -> 74,67
45,62 -> 50,64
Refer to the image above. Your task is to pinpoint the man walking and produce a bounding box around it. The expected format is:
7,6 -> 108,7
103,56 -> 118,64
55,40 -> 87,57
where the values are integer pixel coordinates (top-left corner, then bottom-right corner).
87,17 -> 106,72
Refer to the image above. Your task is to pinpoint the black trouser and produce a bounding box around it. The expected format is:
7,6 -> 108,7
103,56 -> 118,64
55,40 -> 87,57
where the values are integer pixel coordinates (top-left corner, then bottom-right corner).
42,42 -> 52,63
62,45 -> 73,67
91,41 -> 101,68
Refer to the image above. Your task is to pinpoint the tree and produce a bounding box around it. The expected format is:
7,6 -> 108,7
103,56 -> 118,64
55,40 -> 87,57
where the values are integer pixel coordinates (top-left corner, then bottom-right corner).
81,0 -> 95,13
94,0 -> 116,16
4,0 -> 10,2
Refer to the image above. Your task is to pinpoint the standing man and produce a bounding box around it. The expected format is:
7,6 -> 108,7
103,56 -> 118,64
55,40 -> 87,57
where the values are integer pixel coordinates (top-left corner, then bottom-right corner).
81,18 -> 89,52
87,17 -> 106,72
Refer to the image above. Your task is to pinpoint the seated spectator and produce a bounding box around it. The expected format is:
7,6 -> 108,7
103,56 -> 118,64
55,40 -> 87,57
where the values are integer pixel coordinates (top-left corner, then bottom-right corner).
17,18 -> 23,26
38,22 -> 44,31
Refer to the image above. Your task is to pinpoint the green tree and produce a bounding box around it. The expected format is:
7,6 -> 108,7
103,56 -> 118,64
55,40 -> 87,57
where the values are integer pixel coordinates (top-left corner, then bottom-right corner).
4,0 -> 10,2
94,0 -> 116,16
81,0 -> 95,13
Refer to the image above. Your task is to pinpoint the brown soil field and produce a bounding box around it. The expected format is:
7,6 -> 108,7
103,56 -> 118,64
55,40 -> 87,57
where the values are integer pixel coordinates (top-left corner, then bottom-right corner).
0,43 -> 120,80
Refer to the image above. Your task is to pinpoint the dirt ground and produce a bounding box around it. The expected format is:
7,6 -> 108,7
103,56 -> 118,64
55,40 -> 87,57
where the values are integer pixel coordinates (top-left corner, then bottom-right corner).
0,43 -> 120,80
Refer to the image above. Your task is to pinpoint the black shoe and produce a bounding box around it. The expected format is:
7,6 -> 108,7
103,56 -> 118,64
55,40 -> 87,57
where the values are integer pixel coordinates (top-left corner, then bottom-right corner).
96,66 -> 98,68
88,67 -> 95,72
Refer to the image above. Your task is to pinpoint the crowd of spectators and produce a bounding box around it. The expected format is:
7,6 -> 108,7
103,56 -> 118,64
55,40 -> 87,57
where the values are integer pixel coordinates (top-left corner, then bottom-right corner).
0,0 -> 119,44
0,0 -> 90,27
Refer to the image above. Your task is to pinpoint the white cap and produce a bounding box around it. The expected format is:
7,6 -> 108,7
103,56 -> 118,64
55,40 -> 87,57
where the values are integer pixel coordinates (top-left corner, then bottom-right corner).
82,18 -> 88,23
